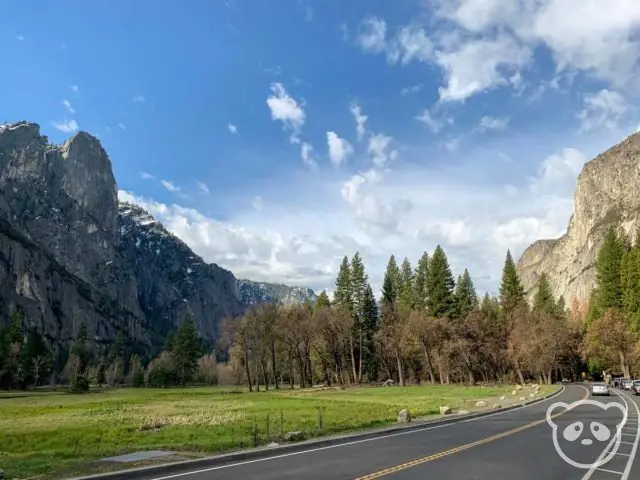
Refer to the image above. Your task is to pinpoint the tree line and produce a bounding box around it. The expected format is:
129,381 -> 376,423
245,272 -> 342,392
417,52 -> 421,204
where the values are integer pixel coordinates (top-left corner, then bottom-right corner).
220,246 -> 585,389
3,229 -> 639,391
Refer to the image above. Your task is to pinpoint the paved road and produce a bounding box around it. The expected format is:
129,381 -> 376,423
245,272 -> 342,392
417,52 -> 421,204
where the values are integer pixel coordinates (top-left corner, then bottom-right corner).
139,385 -> 640,480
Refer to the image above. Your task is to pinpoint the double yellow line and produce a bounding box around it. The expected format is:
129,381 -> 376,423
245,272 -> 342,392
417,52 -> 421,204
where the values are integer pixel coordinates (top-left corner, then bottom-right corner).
355,387 -> 588,480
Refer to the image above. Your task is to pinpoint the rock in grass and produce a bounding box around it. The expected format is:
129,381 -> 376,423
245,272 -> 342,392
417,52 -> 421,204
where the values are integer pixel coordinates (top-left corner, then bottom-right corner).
530,392 -> 535,397
397,409 -> 411,423
520,396 -> 526,402
512,390 -> 517,395
500,396 -> 506,400
475,400 -> 487,408
458,410 -> 470,415
493,404 -> 501,409
267,442 -> 280,447
439,406 -> 451,415
284,431 -> 305,442
516,385 -> 523,391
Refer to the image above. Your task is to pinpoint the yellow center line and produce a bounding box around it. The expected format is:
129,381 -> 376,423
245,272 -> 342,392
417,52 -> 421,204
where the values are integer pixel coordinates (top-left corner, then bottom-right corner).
354,386 -> 589,480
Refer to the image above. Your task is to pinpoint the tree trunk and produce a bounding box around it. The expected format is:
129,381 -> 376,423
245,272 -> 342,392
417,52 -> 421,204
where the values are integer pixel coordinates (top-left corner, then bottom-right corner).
468,369 -> 475,386
420,342 -> 436,384
271,341 -> 279,390
261,359 -> 269,391
516,368 -> 524,386
349,334 -> 358,384
396,351 -> 405,387
358,326 -> 363,383
620,350 -> 630,379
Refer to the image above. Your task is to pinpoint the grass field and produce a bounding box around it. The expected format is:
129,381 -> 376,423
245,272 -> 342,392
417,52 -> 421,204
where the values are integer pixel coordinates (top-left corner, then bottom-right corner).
0,383 -> 557,479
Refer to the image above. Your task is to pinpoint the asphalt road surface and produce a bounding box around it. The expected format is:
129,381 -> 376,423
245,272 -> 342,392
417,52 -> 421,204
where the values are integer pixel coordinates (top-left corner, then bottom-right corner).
140,385 -> 640,480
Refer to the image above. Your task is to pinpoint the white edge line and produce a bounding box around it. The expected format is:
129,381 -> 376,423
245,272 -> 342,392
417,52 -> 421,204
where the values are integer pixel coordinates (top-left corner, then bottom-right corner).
581,390 -> 629,480
150,386 -> 569,480
618,390 -> 640,480
596,467 -> 624,475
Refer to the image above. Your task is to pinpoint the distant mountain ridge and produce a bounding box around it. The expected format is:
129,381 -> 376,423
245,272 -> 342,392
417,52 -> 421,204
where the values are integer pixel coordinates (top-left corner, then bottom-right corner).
0,121 -> 315,353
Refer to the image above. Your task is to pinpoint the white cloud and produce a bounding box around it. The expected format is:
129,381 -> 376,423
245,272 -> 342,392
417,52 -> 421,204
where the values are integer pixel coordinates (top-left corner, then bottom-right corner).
416,109 -> 453,134
161,180 -> 181,193
197,182 -> 210,195
326,131 -> 354,166
62,100 -> 75,114
577,89 -> 629,131
132,95 -> 146,103
368,133 -> 397,168
266,82 -> 306,144
476,116 -> 510,132
252,196 -> 263,212
436,35 -> 531,102
16,35 -> 24,41
141,172 -> 156,180
357,16 -> 387,54
531,148 -> 586,191
70,85 -> 79,96
228,123 -> 238,134
52,119 -> 78,133
300,142 -> 319,170
401,84 -> 423,95
387,24 -> 434,65
118,123 -> 126,130
350,102 -> 368,141
445,138 -> 461,151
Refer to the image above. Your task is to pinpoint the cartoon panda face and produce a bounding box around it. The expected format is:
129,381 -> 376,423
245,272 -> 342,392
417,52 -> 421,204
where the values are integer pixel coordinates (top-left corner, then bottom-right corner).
546,399 -> 627,469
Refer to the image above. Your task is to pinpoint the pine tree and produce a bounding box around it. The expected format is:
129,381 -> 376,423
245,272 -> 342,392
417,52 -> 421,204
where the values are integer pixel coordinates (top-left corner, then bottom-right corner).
381,255 -> 401,306
351,252 -> 368,317
399,257 -> 414,309
334,256 -> 353,314
361,283 -> 380,381
413,251 -> 429,311
425,245 -> 455,318
453,269 -> 478,319
595,228 -> 625,311
533,273 -> 555,316
172,315 -> 201,385
499,250 -> 525,312
315,291 -> 331,309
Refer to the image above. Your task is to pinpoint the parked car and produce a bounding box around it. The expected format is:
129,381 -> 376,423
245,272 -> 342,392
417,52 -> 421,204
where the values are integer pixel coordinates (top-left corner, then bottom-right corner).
632,381 -> 640,396
592,383 -> 610,396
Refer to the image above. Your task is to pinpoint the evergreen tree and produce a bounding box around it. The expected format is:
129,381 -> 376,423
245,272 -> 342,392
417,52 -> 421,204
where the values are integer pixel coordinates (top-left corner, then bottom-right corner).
622,243 -> 640,329
0,311 -> 24,388
70,322 -> 92,393
315,291 -> 331,309
594,228 -> 625,311
172,315 -> 201,385
20,329 -> 51,387
425,245 -> 455,318
164,332 -> 175,352
499,250 -> 525,312
351,252 -> 368,318
361,283 -> 380,381
413,251 -> 429,311
381,255 -> 401,305
533,273 -> 555,316
334,256 -> 353,314
453,269 -> 478,319
399,257 -> 414,309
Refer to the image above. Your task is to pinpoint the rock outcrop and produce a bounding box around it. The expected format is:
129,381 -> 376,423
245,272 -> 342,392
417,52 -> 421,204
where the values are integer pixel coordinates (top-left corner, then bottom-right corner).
236,279 -> 317,307
517,132 -> 640,304
0,122 -> 315,353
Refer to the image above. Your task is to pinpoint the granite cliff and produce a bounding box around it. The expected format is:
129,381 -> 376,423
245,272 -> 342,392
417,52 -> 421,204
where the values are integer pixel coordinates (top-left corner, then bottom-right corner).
0,122 -> 315,353
517,132 -> 640,304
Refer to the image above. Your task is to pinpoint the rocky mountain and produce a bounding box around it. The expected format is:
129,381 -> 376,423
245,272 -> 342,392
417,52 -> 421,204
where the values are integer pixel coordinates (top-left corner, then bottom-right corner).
0,121 -> 315,353
236,279 -> 317,307
517,132 -> 640,304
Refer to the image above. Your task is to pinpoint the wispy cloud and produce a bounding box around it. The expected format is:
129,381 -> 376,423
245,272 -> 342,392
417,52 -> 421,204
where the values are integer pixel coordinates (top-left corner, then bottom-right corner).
327,131 -> 354,166
266,82 -> 305,144
62,100 -> 75,114
161,180 -> 180,193
228,123 -> 238,134
416,109 -> 453,134
476,116 -> 510,133
141,172 -> 156,180
132,95 -> 146,103
304,6 -> 314,22
197,182 -> 210,195
16,35 -> 24,41
350,102 -> 368,141
117,123 -> 126,130
252,196 -> 264,212
70,85 -> 79,96
401,84 -> 423,95
340,24 -> 349,41
52,119 -> 78,133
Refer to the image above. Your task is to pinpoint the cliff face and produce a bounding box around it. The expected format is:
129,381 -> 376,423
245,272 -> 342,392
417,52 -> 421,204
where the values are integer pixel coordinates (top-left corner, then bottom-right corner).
517,132 -> 640,304
0,122 -> 315,353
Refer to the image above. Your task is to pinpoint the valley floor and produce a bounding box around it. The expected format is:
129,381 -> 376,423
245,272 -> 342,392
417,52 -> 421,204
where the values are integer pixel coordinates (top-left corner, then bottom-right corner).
0,383 -> 555,479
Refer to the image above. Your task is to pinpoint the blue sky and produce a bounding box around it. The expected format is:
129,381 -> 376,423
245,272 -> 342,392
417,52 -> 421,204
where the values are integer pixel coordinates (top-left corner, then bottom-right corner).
2,0 -> 639,296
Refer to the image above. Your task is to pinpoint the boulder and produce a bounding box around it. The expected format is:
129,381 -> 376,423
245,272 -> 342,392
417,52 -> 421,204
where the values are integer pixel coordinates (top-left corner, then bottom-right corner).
475,400 -> 487,408
530,392 -> 535,397
458,410 -> 470,415
284,431 -> 305,442
493,404 -> 501,409
267,442 -> 280,448
439,406 -> 452,415
512,390 -> 517,395
500,396 -> 506,400
397,409 -> 411,423
520,396 -> 526,402
515,385 -> 523,391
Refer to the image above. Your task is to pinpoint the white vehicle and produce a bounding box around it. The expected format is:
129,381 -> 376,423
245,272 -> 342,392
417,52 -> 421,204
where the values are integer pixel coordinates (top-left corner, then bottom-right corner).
591,383 -> 610,396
